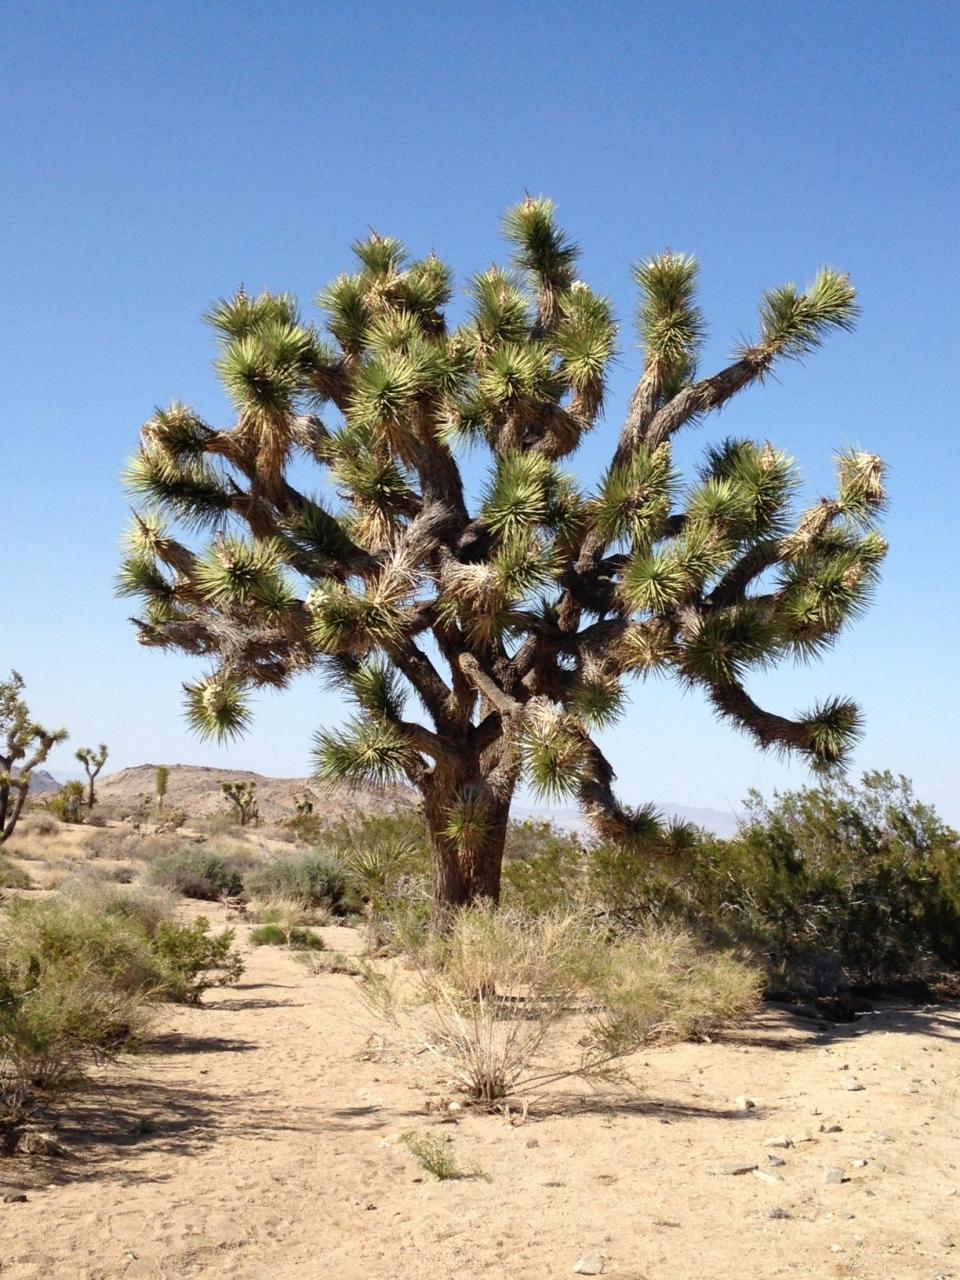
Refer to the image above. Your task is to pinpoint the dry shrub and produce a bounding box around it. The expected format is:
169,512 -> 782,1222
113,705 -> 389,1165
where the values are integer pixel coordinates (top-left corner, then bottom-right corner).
0,857 -> 32,890
368,906 -> 759,1104
247,895 -> 330,927
15,814 -> 57,838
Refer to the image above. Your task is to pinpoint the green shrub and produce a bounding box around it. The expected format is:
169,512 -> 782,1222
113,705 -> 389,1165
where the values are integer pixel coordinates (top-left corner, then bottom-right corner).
1,888 -> 242,1006
249,923 -> 325,950
502,821 -> 584,915
281,813 -> 324,843
587,772 -> 960,993
46,781 -> 86,824
1,965 -> 150,1123
148,846 -> 248,899
245,849 -> 349,912
403,1131 -> 463,1180
0,857 -> 31,890
0,885 -> 243,1125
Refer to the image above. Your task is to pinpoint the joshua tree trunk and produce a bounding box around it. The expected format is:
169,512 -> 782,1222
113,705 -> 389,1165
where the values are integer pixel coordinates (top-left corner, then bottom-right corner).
422,761 -> 512,922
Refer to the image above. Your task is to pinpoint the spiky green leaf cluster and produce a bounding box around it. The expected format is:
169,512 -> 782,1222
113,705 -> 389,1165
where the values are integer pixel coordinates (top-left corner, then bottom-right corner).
313,715 -> 413,789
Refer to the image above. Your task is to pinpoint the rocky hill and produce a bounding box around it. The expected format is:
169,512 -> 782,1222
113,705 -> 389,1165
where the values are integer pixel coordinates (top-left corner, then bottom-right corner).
95,764 -> 416,824
13,767 -> 60,795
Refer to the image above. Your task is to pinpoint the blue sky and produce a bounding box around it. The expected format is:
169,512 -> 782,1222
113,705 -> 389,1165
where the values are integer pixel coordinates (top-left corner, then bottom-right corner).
3,1 -> 958,821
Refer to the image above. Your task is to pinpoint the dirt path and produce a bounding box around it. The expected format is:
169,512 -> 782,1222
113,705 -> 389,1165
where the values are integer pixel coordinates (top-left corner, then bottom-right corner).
1,913 -> 958,1280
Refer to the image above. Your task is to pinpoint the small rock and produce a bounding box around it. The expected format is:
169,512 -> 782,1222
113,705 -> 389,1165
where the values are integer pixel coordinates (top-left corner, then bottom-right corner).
793,1130 -> 816,1144
820,1123 -> 843,1133
753,1169 -> 782,1185
768,1207 -> 791,1220
941,1235 -> 956,1250
734,1095 -> 756,1111
841,1078 -> 865,1092
871,1131 -> 893,1143
525,1138 -> 539,1148
830,1244 -> 844,1254
447,1101 -> 463,1114
708,1162 -> 758,1176
2,1193 -> 27,1203
573,1256 -> 604,1276
851,1159 -> 868,1168
824,1167 -> 845,1185
764,1137 -> 793,1149
767,1155 -> 786,1168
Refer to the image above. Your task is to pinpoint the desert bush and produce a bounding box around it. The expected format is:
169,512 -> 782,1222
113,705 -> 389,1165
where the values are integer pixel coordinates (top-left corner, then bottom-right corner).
190,812 -> 246,836
147,846 -> 249,899
46,781 -> 87,825
369,905 -> 758,1103
403,1131 -> 469,1180
502,821 -> 585,916
587,773 -> 960,993
244,849 -> 350,912
154,808 -> 189,833
16,813 -> 57,838
280,813 -> 323,843
249,922 -> 325,951
2,883 -> 242,1004
0,884 -> 242,1126
0,857 -> 31,889
1,965 -> 150,1124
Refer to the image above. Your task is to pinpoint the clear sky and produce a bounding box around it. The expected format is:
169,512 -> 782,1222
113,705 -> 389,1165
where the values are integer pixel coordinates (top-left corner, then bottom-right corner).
3,0 -> 958,821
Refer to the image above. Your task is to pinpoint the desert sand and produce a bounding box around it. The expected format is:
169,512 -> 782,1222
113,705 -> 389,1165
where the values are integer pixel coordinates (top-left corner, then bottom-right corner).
1,898 -> 958,1280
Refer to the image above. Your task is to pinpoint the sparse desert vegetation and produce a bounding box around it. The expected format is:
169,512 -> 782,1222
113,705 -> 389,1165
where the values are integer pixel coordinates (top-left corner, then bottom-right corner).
0,776 -> 956,1278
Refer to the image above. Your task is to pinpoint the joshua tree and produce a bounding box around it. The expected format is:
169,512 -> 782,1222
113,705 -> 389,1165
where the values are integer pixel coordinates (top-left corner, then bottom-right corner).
0,671 -> 68,843
75,742 -> 108,810
49,780 -> 86,824
155,764 -> 169,812
221,779 -> 259,827
119,199 -> 887,919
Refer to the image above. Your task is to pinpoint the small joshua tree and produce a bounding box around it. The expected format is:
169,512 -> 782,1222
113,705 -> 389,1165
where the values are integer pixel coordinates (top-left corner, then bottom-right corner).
75,742 -> 108,810
120,199 -> 886,921
49,780 -> 86,824
0,671 -> 68,844
221,778 -> 259,827
155,764 -> 169,812
295,793 -> 314,817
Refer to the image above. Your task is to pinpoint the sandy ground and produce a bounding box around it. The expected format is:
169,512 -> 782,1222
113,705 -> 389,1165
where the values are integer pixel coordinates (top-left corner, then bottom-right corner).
1,908 -> 958,1280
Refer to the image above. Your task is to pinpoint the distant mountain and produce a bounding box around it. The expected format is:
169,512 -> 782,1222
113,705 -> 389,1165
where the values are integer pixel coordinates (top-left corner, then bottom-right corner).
11,767 -> 60,796
95,764 -> 416,824
514,801 -> 741,840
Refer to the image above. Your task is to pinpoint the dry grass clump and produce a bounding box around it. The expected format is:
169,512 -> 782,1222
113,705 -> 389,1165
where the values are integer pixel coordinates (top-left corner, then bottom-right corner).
0,857 -> 32,890
247,895 -> 331,928
15,813 -> 58,838
1,877 -> 243,1132
369,906 -> 759,1104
